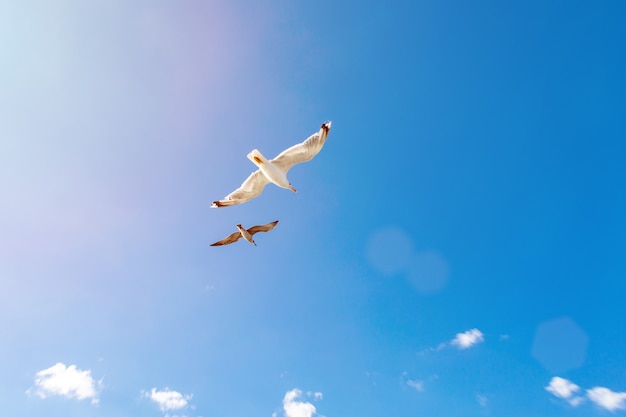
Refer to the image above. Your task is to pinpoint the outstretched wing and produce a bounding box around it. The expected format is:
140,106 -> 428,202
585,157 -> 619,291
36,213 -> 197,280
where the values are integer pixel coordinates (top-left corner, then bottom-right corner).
271,122 -> 332,172
211,170 -> 270,208
210,230 -> 243,246
247,220 -> 279,236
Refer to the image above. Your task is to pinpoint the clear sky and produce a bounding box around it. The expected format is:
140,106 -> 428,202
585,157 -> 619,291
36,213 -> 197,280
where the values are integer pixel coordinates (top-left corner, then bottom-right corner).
1,1 -> 625,416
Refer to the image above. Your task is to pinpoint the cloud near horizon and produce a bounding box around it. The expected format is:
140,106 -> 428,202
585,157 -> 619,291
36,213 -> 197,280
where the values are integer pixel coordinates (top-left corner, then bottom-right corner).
145,387 -> 192,412
282,389 -> 321,417
27,362 -> 101,404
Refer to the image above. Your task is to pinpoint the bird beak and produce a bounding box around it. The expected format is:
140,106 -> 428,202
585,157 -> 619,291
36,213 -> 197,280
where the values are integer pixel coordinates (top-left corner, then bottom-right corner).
290,185 -> 297,193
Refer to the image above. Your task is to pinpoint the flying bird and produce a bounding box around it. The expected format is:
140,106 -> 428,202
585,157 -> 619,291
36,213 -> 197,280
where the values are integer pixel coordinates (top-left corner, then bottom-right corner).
211,121 -> 332,208
210,220 -> 279,246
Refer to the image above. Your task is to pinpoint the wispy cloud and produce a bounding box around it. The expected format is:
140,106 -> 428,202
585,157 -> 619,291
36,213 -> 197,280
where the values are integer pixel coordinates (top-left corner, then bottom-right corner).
407,379 -> 424,392
27,362 -> 101,404
282,389 -> 321,417
451,329 -> 484,349
144,388 -> 192,413
545,377 -> 584,406
402,371 -> 432,392
476,394 -> 488,407
418,342 -> 447,354
307,391 -> 323,400
587,387 -> 626,412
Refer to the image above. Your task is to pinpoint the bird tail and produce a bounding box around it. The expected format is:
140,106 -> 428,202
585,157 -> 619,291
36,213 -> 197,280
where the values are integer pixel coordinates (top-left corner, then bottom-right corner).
247,149 -> 268,166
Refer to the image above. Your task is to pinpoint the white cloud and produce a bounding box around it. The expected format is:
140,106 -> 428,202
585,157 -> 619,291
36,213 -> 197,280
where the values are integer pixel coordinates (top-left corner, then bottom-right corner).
28,362 -> 101,404
544,377 -> 626,410
569,396 -> 585,407
545,376 -> 584,406
450,328 -> 484,349
407,379 -> 424,392
587,387 -> 626,412
145,388 -> 192,412
282,389 -> 319,417
477,394 -> 487,407
418,328 -> 485,354
545,377 -> 580,399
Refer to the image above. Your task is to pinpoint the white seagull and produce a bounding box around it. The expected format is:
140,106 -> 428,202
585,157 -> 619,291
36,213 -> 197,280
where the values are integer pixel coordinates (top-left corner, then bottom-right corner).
210,220 -> 279,246
211,121 -> 332,208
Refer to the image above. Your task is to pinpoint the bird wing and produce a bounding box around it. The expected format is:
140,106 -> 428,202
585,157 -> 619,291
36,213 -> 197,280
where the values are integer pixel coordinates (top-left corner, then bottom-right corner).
211,170 -> 270,207
247,220 -> 279,236
210,230 -> 243,246
271,122 -> 332,172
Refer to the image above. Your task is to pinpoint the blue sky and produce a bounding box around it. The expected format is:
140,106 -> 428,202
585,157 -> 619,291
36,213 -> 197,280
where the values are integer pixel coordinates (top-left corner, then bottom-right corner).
1,1 -> 625,416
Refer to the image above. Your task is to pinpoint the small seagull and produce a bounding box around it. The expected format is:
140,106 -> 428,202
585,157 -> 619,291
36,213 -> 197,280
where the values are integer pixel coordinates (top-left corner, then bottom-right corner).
211,121 -> 332,208
210,220 -> 279,246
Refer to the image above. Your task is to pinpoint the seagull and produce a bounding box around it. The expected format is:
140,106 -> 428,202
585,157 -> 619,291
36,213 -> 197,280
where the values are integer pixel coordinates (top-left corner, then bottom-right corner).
210,220 -> 279,246
211,121 -> 332,208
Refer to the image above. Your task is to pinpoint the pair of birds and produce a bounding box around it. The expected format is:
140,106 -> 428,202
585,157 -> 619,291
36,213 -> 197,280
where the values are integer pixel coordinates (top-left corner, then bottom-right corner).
210,121 -> 332,246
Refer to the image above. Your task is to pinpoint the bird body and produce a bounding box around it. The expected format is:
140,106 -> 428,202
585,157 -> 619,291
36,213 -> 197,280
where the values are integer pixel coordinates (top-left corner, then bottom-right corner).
236,224 -> 256,245
247,149 -> 295,191
211,121 -> 332,208
210,220 -> 279,246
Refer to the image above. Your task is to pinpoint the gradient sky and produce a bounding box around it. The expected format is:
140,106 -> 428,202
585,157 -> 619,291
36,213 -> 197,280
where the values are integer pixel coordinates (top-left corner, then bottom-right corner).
2,1 -> 625,416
